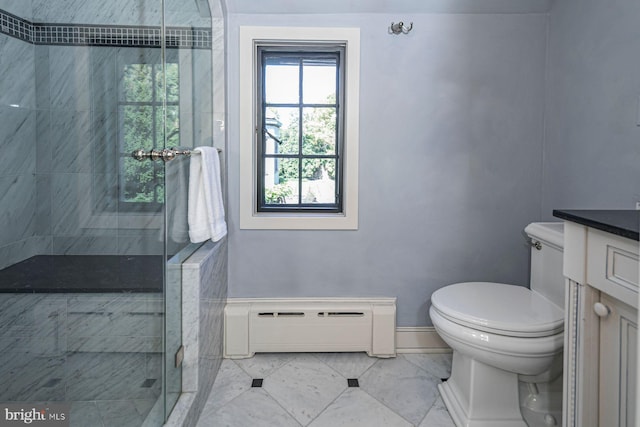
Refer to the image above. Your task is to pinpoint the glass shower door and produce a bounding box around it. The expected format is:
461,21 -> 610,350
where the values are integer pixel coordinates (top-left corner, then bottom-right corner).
0,0 -> 192,425
0,0 -> 214,423
162,0 -> 216,416
126,0 -> 215,420
118,45 -> 186,423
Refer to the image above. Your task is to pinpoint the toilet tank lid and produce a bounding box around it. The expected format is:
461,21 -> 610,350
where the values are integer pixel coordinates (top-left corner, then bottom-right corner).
525,222 -> 564,249
431,282 -> 564,337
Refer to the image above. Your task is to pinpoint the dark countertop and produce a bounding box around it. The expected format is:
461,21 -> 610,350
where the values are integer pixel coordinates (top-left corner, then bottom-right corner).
553,210 -> 640,241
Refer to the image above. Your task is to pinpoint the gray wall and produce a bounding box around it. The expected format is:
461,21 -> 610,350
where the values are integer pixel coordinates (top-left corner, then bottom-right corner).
226,13 -> 548,326
542,0 -> 640,215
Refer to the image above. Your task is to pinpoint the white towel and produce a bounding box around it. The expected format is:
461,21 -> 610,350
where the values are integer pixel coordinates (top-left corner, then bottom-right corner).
165,154 -> 189,243
188,146 -> 227,243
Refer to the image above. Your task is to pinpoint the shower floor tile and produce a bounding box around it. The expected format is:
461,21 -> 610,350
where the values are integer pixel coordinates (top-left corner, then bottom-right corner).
197,352 -> 455,427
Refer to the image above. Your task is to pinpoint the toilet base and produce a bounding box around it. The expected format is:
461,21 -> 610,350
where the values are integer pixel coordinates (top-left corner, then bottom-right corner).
439,351 -> 527,427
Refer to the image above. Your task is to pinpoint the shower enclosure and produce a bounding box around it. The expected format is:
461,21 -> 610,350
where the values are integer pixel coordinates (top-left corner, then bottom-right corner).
0,0 -> 216,425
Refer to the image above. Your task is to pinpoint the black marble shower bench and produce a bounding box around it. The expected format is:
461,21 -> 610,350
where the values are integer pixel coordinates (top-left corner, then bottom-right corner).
0,255 -> 163,293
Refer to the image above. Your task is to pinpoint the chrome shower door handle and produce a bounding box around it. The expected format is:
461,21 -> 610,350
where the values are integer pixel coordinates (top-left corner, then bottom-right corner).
131,148 -> 189,163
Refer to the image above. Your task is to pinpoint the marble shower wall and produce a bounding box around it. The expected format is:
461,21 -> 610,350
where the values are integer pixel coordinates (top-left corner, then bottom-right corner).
0,0 -> 217,265
176,238 -> 228,427
0,1 -> 45,270
36,43 -> 154,256
31,0 -> 211,27
0,292 -> 163,403
33,0 -> 163,256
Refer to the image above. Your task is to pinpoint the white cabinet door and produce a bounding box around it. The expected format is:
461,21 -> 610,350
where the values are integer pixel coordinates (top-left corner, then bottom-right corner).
598,293 -> 638,427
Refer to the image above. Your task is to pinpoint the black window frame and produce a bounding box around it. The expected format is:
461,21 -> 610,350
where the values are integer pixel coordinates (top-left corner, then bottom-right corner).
256,44 -> 345,213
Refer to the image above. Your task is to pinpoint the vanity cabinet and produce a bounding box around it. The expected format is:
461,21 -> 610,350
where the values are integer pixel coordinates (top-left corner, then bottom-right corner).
557,211 -> 639,427
598,293 -> 637,427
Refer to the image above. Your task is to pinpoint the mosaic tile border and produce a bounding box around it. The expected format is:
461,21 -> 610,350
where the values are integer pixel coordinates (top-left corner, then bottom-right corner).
0,9 -> 31,43
0,8 -> 211,49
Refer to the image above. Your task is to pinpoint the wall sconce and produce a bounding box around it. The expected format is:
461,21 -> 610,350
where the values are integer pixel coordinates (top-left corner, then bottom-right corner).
389,21 -> 413,35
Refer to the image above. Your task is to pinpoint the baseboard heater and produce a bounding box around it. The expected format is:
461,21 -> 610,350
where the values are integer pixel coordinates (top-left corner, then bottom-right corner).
224,298 -> 397,359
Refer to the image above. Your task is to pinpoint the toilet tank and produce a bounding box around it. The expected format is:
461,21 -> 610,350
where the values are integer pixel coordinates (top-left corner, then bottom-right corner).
524,222 -> 564,308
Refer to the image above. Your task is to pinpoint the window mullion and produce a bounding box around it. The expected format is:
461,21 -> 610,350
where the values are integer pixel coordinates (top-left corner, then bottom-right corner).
297,118 -> 303,206
258,50 -> 266,209
297,57 -> 303,206
152,63 -> 159,203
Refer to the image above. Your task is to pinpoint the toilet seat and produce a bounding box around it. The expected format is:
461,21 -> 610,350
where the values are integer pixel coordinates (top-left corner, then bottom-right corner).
431,282 -> 564,338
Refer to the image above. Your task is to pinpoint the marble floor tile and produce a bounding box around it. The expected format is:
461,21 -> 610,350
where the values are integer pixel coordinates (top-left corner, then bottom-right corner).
65,352 -> 154,401
199,359 -> 252,416
308,388 -> 413,427
418,395 -> 456,427
262,354 -> 347,425
198,352 -> 454,427
96,399 -> 142,420
70,401 -> 105,427
359,356 -> 440,425
196,388 -> 301,427
98,413 -> 145,427
95,399 -> 146,426
402,352 -> 453,380
132,399 -> 156,417
312,352 -> 377,378
0,355 -> 66,401
232,352 -> 296,378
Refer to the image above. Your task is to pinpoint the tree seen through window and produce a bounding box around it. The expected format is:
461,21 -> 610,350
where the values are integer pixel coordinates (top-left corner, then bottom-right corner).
118,50 -> 179,210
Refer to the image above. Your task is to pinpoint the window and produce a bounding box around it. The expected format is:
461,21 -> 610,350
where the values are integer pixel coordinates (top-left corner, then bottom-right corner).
257,47 -> 343,213
239,27 -> 360,229
118,49 -> 180,212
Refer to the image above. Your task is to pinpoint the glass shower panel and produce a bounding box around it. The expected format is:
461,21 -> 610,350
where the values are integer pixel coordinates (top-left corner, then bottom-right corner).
0,0 -> 181,425
162,0 -> 214,417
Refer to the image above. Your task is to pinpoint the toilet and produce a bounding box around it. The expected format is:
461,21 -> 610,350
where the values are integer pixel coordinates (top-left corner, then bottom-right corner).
430,222 -> 565,427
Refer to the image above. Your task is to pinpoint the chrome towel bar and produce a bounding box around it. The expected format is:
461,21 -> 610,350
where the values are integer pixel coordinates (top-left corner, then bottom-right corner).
131,147 -> 221,163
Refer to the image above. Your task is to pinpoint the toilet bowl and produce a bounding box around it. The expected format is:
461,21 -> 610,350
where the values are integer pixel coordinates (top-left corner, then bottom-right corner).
430,223 -> 565,427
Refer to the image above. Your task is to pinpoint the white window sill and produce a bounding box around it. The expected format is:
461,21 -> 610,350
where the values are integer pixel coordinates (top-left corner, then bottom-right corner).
239,210 -> 358,230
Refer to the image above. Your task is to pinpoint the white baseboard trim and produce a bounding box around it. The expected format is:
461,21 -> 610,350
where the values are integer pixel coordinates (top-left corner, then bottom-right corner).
396,326 -> 451,354
224,298 -> 449,356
